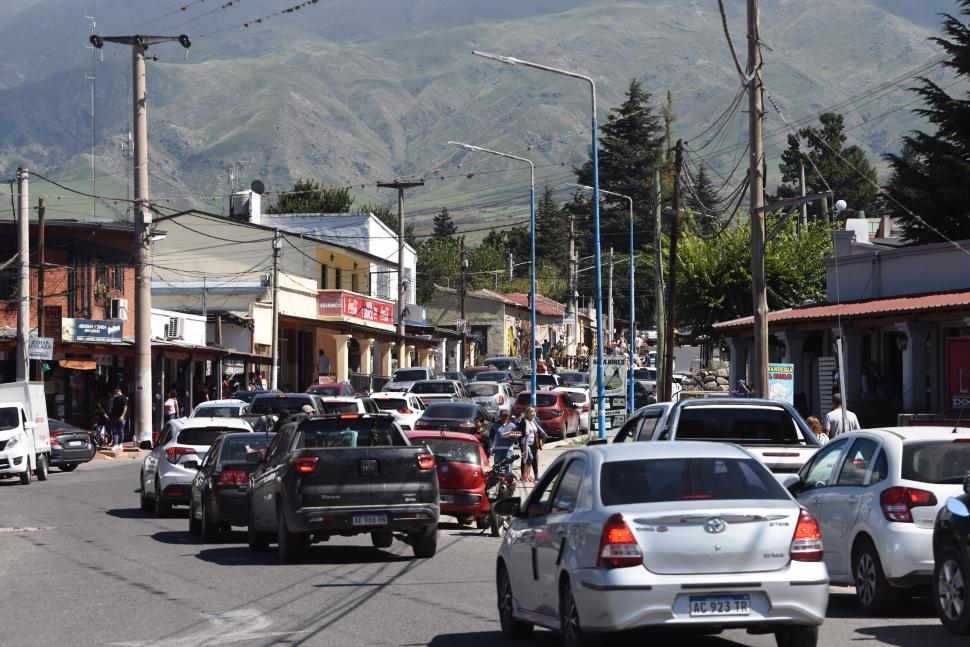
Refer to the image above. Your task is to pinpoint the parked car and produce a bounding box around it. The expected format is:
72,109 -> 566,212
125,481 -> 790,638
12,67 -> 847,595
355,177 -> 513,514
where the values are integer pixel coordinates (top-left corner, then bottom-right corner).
247,413 -> 440,561
441,371 -> 468,385
557,371 -> 590,388
511,390 -> 581,439
140,417 -> 254,516
406,430 -> 491,528
483,356 -> 524,379
555,386 -> 591,434
318,396 -> 381,415
631,367 -> 682,403
47,419 -> 96,472
188,432 -> 274,540
473,370 -> 517,384
189,399 -> 249,418
613,399 -> 820,476
786,426 -> 970,614
467,381 -> 515,416
493,442 -> 827,646
0,382 -> 52,484
249,393 -> 325,419
409,379 -> 470,405
232,389 -> 279,404
306,382 -> 355,397
414,402 -> 493,438
933,473 -> 970,634
461,366 -> 491,381
385,367 -> 438,392
523,373 -> 564,390
370,392 -> 427,431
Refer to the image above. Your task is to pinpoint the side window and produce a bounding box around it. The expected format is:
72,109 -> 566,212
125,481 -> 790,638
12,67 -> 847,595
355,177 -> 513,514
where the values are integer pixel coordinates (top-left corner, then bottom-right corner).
802,439 -> 849,489
157,423 -> 173,447
837,438 -> 880,487
636,413 -> 662,441
551,458 -> 587,514
869,450 -> 888,485
264,428 -> 286,460
527,461 -> 565,517
201,439 -> 220,471
613,415 -> 643,443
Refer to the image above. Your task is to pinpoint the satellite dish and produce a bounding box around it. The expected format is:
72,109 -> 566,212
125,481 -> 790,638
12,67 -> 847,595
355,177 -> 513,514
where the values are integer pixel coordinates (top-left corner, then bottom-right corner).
250,180 -> 265,195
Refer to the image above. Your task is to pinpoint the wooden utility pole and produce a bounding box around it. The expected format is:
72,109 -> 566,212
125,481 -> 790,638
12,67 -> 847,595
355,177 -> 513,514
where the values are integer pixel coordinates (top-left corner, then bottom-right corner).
653,170 -> 665,385
748,0 -> 769,399
15,168 -> 28,382
661,141 -> 683,401
607,247 -> 614,344
37,198 -> 45,339
567,213 -> 576,350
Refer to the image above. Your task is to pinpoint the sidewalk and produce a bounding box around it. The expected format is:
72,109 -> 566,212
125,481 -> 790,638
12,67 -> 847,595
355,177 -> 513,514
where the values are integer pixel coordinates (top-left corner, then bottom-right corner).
510,431 -> 616,495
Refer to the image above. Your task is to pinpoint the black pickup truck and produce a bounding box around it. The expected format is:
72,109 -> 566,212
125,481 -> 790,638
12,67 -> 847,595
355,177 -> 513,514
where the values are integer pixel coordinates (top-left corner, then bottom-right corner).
246,413 -> 440,562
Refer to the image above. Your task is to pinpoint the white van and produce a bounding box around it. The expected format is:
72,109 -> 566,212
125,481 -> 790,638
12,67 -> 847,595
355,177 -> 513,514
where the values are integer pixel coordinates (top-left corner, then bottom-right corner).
0,382 -> 52,484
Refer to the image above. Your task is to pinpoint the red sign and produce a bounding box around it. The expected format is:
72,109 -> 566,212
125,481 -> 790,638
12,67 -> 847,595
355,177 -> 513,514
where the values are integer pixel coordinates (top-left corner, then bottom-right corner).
946,337 -> 970,411
317,290 -> 395,327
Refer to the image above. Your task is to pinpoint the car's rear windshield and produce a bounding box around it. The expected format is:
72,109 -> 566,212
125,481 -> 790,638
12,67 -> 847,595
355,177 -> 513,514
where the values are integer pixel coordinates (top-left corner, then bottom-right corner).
634,368 -> 657,381
176,428 -> 241,446
560,372 -> 588,384
475,372 -> 509,382
0,407 -> 18,431
321,401 -> 359,414
417,438 -> 482,465
411,382 -> 455,394
902,441 -> 970,484
374,398 -> 407,411
220,436 -> 272,462
423,403 -> 475,419
535,375 -> 558,386
295,419 -> 405,448
468,383 -> 499,396
600,457 -> 789,506
485,359 -> 514,370
393,370 -> 428,382
565,391 -> 587,403
674,407 -> 804,444
308,385 -> 342,396
516,393 -> 558,407
192,406 -> 241,418
250,396 -> 313,415
462,368 -> 486,378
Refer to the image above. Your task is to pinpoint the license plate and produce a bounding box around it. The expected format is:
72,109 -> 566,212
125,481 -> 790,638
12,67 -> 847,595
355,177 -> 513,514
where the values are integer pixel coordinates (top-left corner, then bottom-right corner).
69,441 -> 83,447
352,514 -> 387,526
440,494 -> 454,503
689,595 -> 750,617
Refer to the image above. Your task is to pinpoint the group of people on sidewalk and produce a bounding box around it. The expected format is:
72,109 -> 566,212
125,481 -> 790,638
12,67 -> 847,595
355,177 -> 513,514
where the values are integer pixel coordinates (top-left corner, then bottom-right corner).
490,408 -> 549,482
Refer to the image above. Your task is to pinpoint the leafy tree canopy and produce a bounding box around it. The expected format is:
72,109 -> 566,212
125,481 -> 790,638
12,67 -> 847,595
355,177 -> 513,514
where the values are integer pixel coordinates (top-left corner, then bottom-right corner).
266,178 -> 354,214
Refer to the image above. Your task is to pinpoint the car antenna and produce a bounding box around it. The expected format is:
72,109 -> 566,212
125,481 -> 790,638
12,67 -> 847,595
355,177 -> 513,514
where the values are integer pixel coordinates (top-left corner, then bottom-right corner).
953,404 -> 967,434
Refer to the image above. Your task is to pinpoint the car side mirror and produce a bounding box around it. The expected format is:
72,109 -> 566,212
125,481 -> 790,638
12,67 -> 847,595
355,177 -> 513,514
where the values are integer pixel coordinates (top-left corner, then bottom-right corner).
183,460 -> 200,471
492,496 -> 521,517
783,474 -> 803,494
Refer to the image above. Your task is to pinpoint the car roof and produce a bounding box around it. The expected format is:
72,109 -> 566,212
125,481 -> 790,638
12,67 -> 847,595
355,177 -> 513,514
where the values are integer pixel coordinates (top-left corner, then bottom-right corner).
424,401 -> 475,409
173,417 -> 253,430
517,389 -> 562,396
468,381 -> 504,386
320,397 -> 357,402
842,426 -> 970,441
582,441 -> 753,463
678,398 -> 787,408
370,392 -> 413,398
195,399 -> 247,406
406,430 -> 481,442
413,379 -> 459,385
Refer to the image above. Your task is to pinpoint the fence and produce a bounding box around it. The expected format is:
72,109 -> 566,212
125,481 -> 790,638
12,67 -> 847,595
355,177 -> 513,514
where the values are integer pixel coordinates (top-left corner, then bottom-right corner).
349,372 -> 390,394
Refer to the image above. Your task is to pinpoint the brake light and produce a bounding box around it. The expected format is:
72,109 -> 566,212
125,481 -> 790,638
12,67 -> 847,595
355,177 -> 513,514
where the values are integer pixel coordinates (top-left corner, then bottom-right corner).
790,509 -> 823,562
217,469 -> 249,486
651,384 -> 657,393
880,486 -> 937,523
417,453 -> 435,470
292,457 -> 318,474
50,431 -> 64,446
339,414 -> 359,419
597,513 -> 642,568
166,446 -> 196,465
398,407 -> 414,414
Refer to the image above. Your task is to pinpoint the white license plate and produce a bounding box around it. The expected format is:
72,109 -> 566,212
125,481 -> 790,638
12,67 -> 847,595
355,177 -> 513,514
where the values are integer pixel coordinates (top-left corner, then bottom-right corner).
439,494 -> 454,503
352,514 -> 387,526
689,595 -> 750,617
69,441 -> 84,447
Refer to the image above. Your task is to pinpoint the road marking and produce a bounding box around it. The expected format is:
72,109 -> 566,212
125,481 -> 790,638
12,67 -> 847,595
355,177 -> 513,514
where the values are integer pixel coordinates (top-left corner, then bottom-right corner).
110,609 -> 310,646
0,526 -> 53,533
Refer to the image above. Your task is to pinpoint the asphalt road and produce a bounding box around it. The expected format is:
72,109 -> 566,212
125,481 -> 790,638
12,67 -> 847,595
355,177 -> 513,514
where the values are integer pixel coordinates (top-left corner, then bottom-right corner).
0,458 -> 963,647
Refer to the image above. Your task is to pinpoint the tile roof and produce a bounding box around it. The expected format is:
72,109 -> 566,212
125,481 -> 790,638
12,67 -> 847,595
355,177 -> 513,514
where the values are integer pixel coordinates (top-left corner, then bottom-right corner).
500,293 -> 567,316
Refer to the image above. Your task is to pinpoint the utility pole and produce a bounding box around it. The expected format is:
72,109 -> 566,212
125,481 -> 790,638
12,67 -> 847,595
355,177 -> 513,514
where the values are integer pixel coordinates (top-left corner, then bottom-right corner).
798,158 -> 808,231
459,237 -> 468,369
270,230 -> 282,391
15,168 -> 29,382
37,198 -> 45,339
89,32 -> 190,445
201,275 -> 208,319
747,0 -> 769,399
653,171 -> 666,390
508,252 -> 514,280
607,247 -> 614,344
661,141 -> 683,401
377,180 -> 424,369
567,213 -> 577,351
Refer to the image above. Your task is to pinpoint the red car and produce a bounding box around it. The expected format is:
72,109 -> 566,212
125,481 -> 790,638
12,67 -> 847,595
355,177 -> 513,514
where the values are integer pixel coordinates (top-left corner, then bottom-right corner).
406,430 -> 490,526
510,390 -> 581,439
306,382 -> 355,397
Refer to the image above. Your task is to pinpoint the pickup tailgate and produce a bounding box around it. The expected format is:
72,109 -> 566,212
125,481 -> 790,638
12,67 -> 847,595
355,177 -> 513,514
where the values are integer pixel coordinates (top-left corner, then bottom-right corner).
741,445 -> 816,474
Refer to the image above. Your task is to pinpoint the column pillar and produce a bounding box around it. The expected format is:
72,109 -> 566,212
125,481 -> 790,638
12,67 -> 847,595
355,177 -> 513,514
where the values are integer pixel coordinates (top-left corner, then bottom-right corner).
333,334 -> 352,383
726,337 -> 751,392
379,341 -> 395,377
406,344 -> 417,367
436,339 -> 447,373
896,323 -> 930,413
835,327 -> 865,404
359,338 -> 375,376
418,347 -> 432,368
777,331 -> 808,403
468,340 -> 477,366
397,342 -> 406,372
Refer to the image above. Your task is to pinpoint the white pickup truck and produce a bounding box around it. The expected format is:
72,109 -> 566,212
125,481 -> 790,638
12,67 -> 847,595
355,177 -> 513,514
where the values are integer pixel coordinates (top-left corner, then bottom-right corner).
0,381 -> 52,484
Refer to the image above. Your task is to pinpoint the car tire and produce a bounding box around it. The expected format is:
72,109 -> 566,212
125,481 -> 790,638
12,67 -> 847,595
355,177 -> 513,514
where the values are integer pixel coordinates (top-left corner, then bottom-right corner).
371,532 -> 393,549
934,545 -> 970,634
560,578 -> 599,647
59,463 -> 78,472
854,540 -> 899,614
411,525 -> 437,558
276,506 -> 307,563
475,516 -> 489,530
248,504 -> 270,552
35,455 -> 48,481
455,515 -> 470,527
488,510 -> 500,537
19,461 -> 31,485
201,496 -> 221,542
774,625 -> 818,647
188,500 -> 202,535
139,471 -> 153,512
497,563 -> 533,639
154,475 -> 172,517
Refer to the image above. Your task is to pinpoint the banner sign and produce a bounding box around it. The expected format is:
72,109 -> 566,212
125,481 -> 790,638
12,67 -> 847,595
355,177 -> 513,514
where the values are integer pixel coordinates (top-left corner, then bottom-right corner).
28,337 -> 54,360
767,363 -> 795,405
61,318 -> 123,342
317,290 -> 395,330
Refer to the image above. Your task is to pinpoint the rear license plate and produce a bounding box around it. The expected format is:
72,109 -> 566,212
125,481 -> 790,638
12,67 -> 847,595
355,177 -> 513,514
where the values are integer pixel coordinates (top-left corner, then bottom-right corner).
689,595 -> 750,617
352,514 -> 387,526
439,494 -> 454,503
69,441 -> 83,447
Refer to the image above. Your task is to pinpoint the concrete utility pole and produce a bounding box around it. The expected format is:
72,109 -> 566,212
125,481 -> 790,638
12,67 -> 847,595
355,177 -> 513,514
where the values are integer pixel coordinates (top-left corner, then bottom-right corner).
567,214 -> 577,351
89,32 -> 190,445
661,141 -> 683,402
607,247 -> 614,344
15,168 -> 28,382
653,170 -> 666,389
377,180 -> 424,369
798,158 -> 808,231
37,198 -> 45,339
747,0 -> 769,399
270,230 -> 282,391
459,237 -> 468,369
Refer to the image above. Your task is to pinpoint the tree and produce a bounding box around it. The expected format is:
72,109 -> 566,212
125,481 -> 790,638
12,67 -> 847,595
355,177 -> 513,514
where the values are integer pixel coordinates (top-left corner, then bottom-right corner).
777,112 -> 879,218
534,185 -> 568,267
432,207 -> 458,239
361,202 -> 416,248
266,178 -> 354,214
415,237 -> 460,304
884,2 -> 970,243
685,165 -> 722,236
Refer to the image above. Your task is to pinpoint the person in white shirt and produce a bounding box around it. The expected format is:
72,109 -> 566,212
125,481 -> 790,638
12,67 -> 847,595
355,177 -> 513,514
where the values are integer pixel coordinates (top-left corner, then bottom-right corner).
823,393 -> 860,438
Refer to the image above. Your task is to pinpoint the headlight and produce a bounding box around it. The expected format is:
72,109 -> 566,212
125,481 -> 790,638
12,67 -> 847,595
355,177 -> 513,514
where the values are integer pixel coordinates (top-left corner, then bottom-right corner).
5,435 -> 20,450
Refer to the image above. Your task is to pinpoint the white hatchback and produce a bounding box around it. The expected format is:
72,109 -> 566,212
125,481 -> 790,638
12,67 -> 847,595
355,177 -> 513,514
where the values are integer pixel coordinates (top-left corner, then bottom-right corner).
369,392 -> 427,431
788,426 -> 970,613
189,399 -> 249,418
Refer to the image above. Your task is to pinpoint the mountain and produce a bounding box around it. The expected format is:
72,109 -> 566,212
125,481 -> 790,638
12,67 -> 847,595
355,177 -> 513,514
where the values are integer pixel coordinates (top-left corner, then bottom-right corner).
0,0 -> 958,229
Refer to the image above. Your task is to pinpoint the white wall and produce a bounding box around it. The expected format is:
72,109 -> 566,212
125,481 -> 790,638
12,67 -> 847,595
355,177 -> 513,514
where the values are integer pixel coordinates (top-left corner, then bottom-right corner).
151,308 -> 207,346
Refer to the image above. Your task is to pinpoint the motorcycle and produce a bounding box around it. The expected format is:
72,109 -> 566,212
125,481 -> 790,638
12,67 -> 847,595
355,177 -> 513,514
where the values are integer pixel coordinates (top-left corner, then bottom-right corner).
483,453 -> 520,537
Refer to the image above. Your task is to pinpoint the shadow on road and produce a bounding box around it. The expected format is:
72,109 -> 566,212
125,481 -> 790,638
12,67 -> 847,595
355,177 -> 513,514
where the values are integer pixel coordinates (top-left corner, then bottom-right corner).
826,589 -> 937,620
854,624 -> 965,646
106,507 -> 189,520
427,629 -> 759,646
193,543 -> 413,566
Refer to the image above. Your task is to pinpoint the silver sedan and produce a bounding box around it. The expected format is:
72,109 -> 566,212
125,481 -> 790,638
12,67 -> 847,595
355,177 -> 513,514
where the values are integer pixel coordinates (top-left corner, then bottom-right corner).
494,442 -> 829,647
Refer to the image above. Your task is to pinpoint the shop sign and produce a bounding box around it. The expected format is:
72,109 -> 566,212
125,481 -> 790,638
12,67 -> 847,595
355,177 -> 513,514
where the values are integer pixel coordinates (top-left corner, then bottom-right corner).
61,318 -> 123,342
59,359 -> 97,371
767,363 -> 795,405
28,337 -> 54,361
317,290 -> 395,329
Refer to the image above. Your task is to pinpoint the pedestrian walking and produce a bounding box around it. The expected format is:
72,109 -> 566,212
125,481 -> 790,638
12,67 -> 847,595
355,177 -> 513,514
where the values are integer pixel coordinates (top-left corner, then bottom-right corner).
108,386 -> 128,452
823,393 -> 860,438
491,412 -> 520,472
518,407 -> 548,483
318,349 -> 331,378
163,390 -> 179,424
806,415 -> 829,444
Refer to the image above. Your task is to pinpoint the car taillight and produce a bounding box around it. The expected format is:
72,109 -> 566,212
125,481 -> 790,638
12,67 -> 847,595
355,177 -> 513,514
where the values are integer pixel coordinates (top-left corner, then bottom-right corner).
166,446 -> 196,465
597,513 -> 642,568
50,431 -> 64,446
417,453 -> 435,470
217,469 -> 249,486
880,486 -> 937,523
398,407 -> 414,414
292,457 -> 318,474
790,509 -> 823,562
497,394 -> 505,405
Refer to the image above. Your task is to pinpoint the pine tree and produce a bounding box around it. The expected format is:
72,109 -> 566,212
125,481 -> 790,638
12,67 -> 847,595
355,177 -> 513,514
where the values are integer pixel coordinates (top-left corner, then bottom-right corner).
267,178 -> 354,214
685,165 -> 722,236
432,207 -> 458,239
534,185 -> 569,266
884,2 -> 970,243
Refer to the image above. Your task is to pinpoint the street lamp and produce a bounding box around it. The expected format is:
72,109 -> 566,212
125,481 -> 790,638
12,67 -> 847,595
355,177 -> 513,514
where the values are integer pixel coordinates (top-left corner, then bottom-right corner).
473,50 -> 607,437
448,141 -> 538,404
567,183 -> 636,413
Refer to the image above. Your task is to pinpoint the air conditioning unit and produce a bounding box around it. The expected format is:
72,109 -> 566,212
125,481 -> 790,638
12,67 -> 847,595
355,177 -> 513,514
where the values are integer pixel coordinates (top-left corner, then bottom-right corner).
166,316 -> 184,340
110,298 -> 129,321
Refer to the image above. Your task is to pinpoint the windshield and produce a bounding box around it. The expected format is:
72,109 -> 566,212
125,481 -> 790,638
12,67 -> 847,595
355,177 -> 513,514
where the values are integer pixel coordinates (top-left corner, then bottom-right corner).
559,372 -> 588,385
220,436 -> 272,462
600,457 -> 789,506
296,419 -> 405,448
467,384 -> 499,397
411,382 -> 456,394
321,401 -> 359,414
175,427 -> 241,447
0,407 -> 18,431
674,407 -> 805,444
392,370 -> 428,382
535,375 -> 558,386
308,385 -> 342,396
374,398 -> 408,411
564,391 -> 587,403
418,438 -> 482,465
485,359 -> 514,370
422,403 -> 475,419
191,406 -> 242,418
474,372 -> 509,382
461,368 -> 486,379
902,441 -> 970,484
516,393 -> 558,407
634,368 -> 657,381
250,396 -> 313,415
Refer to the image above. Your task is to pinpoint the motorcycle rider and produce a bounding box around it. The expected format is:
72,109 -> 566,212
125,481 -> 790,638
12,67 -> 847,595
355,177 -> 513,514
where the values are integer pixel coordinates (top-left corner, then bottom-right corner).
491,411 -> 520,473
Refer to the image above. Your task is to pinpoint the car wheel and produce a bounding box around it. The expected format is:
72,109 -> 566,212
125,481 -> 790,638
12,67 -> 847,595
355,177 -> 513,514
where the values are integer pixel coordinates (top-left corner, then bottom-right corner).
774,625 -> 818,647
560,578 -> 599,647
276,505 -> 307,563
248,503 -> 270,552
139,471 -> 153,512
35,455 -> 48,481
497,563 -> 533,639
59,463 -> 78,472
488,510 -> 500,537
475,516 -> 489,530
854,540 -> 899,614
153,474 -> 172,517
935,545 -> 970,634
410,525 -> 437,558
188,500 -> 202,535
371,532 -> 393,548
201,496 -> 221,542
19,461 -> 31,485
455,515 -> 471,527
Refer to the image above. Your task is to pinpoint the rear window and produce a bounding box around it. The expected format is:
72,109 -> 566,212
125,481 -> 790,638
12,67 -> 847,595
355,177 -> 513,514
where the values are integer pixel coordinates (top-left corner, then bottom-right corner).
475,372 -> 509,382
418,438 -> 482,464
191,406 -> 241,418
518,393 -> 557,407
0,407 -> 18,431
393,370 -> 428,382
461,368 -> 486,379
176,427 -> 241,446
296,419 -> 405,448
600,457 -> 789,506
560,372 -> 589,384
535,375 -> 558,385
468,383 -> 499,397
220,436 -> 272,462
902,441 -> 970,484
485,359 -> 514,370
412,382 -> 456,394
423,403 -> 475,419
308,385 -> 342,397
321,401 -> 359,414
634,368 -> 657,381
250,396 -> 313,415
374,398 -> 407,411
565,392 -> 587,404
674,407 -> 804,444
